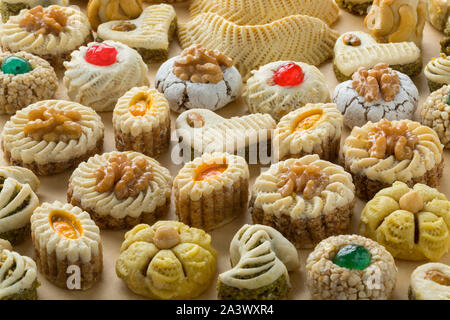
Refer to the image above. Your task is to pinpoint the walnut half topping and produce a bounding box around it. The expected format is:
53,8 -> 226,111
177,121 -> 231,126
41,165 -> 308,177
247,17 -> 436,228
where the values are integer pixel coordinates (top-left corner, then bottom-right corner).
343,33 -> 361,46
352,63 -> 400,102
19,6 -> 68,35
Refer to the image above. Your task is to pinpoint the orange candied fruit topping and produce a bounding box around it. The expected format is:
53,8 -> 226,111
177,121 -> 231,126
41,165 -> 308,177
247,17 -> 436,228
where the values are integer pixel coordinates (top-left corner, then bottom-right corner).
294,109 -> 323,132
128,92 -> 153,117
49,210 -> 83,240
194,162 -> 228,181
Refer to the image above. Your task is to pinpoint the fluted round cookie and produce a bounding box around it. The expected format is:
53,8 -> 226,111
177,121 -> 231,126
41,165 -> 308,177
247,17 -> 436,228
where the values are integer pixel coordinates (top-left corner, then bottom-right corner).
360,181 -> 450,261
217,224 -> 300,300
0,166 -> 39,191
1,100 -> 104,176
174,152 -> 249,231
333,64 -> 418,129
116,220 -> 217,299
425,54 -> 450,92
0,0 -> 69,23
31,201 -> 102,290
421,85 -> 450,148
342,119 -> 444,200
68,151 -> 172,229
0,51 -> 57,114
306,234 -> 397,300
113,86 -> 170,157
273,103 -> 343,161
64,40 -> 149,112
0,5 -> 92,68
409,263 -> 450,300
250,154 -> 355,249
0,248 -> 38,300
155,45 -> 242,113
0,178 -> 38,245
244,61 -> 331,121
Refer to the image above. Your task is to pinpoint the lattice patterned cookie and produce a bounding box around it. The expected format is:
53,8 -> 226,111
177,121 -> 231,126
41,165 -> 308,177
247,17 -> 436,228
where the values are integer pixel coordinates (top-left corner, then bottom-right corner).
334,31 -> 422,81
87,0 -> 143,30
427,0 -> 450,31
0,0 -> 68,22
409,263 -> 450,300
178,13 -> 339,79
0,5 -> 92,68
116,221 -> 217,299
425,54 -> 450,92
0,177 -> 39,245
0,166 -> 39,191
336,0 -> 373,15
113,86 -> 170,158
250,154 -> 356,249
31,201 -> 102,290
273,103 -> 343,161
68,151 -> 172,229
189,0 -> 339,26
175,109 -> 276,163
97,4 -> 176,63
342,119 -> 444,200
421,85 -> 450,148
360,181 -> 450,261
1,100 -> 104,176
244,61 -> 331,121
0,248 -> 38,300
63,41 -> 149,112
217,224 -> 300,300
174,152 -> 249,231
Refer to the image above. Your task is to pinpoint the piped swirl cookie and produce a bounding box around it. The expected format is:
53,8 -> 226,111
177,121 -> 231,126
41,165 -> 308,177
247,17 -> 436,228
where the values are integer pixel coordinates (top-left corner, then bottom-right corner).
217,224 -> 300,300
421,85 -> 450,148
424,54 -> 450,92
68,151 -> 172,229
409,263 -> 450,300
31,201 -> 102,290
1,100 -> 104,176
342,119 -> 444,200
113,86 -> 170,158
273,103 -> 343,161
173,152 -> 249,231
250,154 -> 356,249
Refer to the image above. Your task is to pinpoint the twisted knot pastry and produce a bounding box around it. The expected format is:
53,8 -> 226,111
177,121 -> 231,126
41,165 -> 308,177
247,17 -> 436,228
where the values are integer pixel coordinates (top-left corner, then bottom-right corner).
19,5 -> 67,35
87,0 -> 143,30
217,224 -> 300,300
116,221 -> 217,299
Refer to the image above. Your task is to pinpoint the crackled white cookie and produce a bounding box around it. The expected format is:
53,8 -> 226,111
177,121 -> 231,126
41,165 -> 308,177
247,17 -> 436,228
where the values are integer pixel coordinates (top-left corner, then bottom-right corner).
0,5 -> 92,68
333,63 -> 419,128
173,152 -> 249,231
334,31 -> 422,81
217,224 -> 300,300
421,85 -> 450,148
250,154 -> 356,249
1,100 -> 104,176
68,151 -> 172,229
425,54 -> 450,92
244,61 -> 331,121
31,201 -> 102,290
97,4 -> 176,63
409,263 -> 450,300
273,103 -> 343,161
63,41 -> 149,112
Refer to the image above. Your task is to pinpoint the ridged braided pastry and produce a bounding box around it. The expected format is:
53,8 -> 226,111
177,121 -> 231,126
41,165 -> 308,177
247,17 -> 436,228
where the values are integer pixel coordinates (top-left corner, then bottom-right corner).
424,54 -> 450,92
217,224 -> 300,300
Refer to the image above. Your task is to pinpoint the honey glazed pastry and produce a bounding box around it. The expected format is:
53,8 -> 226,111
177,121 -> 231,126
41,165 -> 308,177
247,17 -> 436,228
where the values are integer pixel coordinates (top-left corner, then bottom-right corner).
421,85 -> 450,148
0,0 -> 68,23
424,53 -> 450,92
68,151 -> 172,229
87,0 -> 143,31
409,263 -> 450,300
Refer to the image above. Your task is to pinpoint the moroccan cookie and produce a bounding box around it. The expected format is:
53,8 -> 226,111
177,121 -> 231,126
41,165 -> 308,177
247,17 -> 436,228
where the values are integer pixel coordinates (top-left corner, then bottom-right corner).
442,25 -> 450,55
333,63 -> 418,128
217,224 -> 300,300
0,166 -> 39,191
155,44 -> 242,113
175,109 -> 276,163
87,0 -> 142,30
360,181 -> 450,261
306,234 -> 397,300
273,103 -> 343,161
63,41 -> 149,112
424,54 -> 450,92
68,151 -> 172,229
173,152 -> 249,231
334,31 -> 422,81
0,0 -> 68,22
427,0 -> 450,31
409,263 -> 450,300
113,86 -> 170,158
116,221 -> 217,299
31,201 -> 102,290
244,61 -> 331,121
96,4 -> 176,63
336,0 -> 373,15
342,119 -> 444,200
0,5 -> 92,68
1,100 -> 104,176
421,85 -> 450,148
250,154 -> 356,249
0,51 -> 57,115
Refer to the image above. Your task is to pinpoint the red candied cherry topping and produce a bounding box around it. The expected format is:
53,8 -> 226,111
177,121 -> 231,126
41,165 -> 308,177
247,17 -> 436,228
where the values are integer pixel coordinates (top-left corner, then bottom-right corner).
272,62 -> 304,87
85,43 -> 118,66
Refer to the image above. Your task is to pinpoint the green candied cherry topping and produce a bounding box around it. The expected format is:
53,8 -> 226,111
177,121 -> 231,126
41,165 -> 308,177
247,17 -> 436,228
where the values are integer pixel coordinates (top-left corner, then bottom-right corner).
1,56 -> 32,75
333,244 -> 371,270
448,93 -> 450,105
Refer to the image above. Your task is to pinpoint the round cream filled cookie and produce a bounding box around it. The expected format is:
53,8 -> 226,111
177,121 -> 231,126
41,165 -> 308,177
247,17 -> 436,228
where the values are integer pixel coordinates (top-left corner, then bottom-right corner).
250,154 -> 355,249
409,263 -> 450,300
63,40 -> 149,112
1,100 -> 104,176
68,151 -> 172,229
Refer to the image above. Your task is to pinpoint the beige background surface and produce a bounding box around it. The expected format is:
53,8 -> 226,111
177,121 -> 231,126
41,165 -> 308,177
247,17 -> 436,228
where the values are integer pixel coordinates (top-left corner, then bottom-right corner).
2,1 -> 449,300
